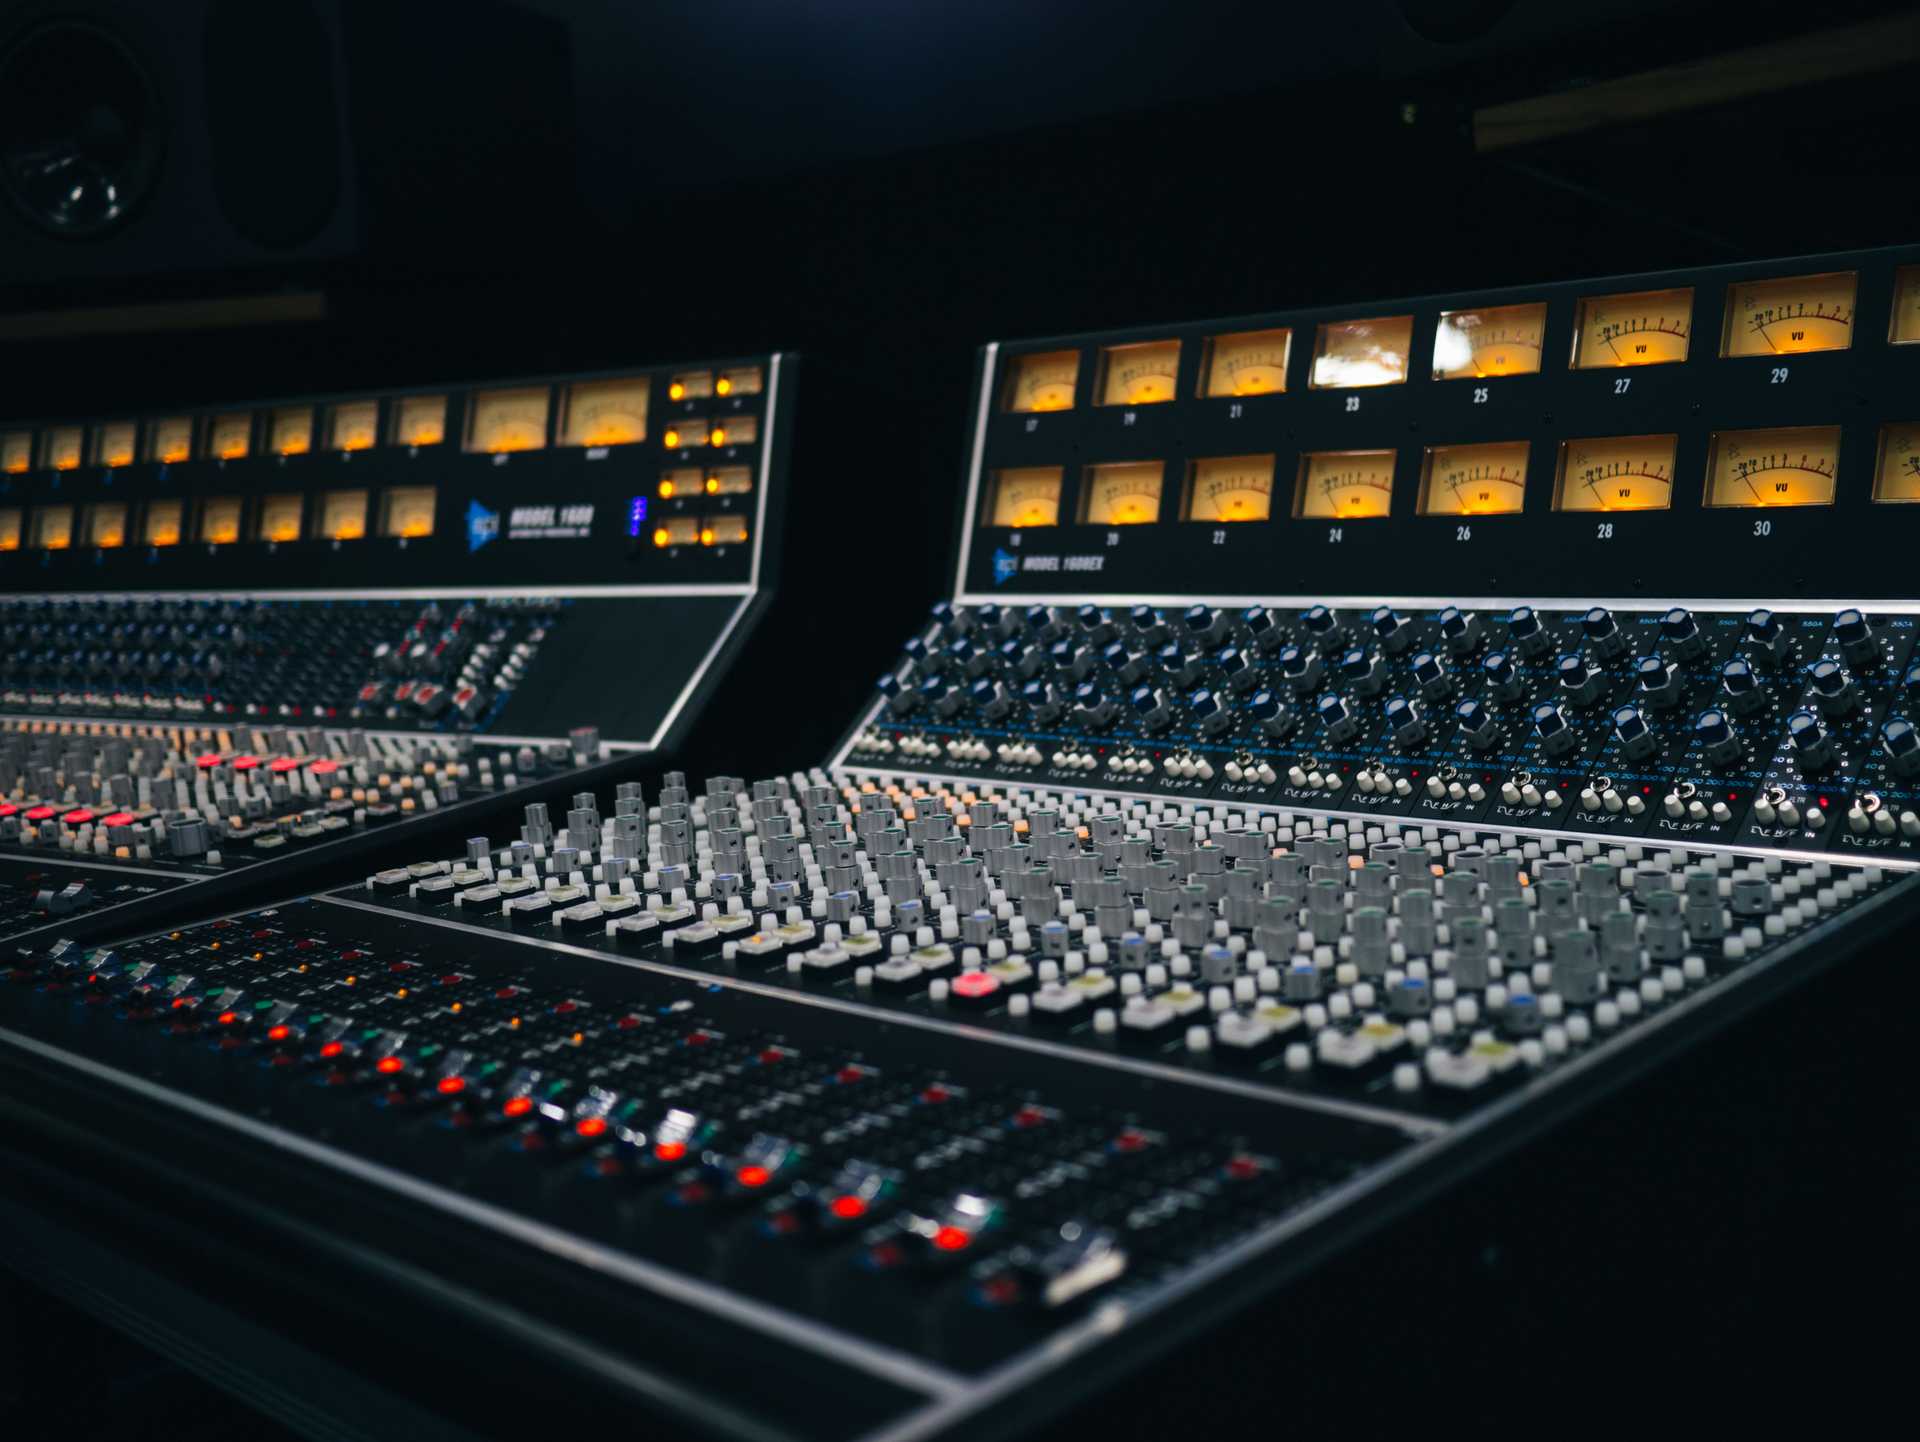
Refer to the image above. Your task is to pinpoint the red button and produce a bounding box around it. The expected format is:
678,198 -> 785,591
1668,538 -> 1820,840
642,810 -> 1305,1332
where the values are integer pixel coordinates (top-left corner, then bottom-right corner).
829,1195 -> 867,1220
23,805 -> 55,822
99,812 -> 135,827
268,757 -> 304,773
60,808 -> 95,825
931,1225 -> 972,1252
311,759 -> 341,775
653,1140 -> 687,1161
230,755 -> 261,772
0,804 -> 16,817
196,754 -> 224,770
951,971 -> 999,1000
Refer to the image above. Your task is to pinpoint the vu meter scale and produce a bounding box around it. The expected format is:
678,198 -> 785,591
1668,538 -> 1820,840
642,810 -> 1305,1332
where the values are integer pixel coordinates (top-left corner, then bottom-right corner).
1295,451 -> 1395,519
1553,435 -> 1677,512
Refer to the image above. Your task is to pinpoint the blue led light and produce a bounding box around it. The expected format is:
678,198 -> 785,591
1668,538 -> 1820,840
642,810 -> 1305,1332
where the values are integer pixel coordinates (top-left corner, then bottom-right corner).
627,495 -> 648,537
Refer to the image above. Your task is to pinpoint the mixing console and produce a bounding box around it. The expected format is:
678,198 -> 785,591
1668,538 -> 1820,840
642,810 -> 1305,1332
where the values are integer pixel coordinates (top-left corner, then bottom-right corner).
3,253 -> 1915,1442
0,357 -> 796,944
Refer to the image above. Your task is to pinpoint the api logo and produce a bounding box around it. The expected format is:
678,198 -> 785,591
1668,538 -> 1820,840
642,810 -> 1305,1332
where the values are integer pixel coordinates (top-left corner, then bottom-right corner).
992,548 -> 1020,585
467,500 -> 500,553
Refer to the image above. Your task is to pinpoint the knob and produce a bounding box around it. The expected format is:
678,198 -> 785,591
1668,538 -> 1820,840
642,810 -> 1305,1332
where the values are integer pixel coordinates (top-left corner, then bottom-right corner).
1880,716 -> 1920,778
1022,679 -> 1065,723
1183,605 -> 1225,643
1832,608 -> 1878,667
1027,605 -> 1066,642
1505,605 -> 1550,658
1055,642 -> 1098,680
1660,607 -> 1707,662
1531,701 -> 1577,756
1338,646 -> 1389,696
1299,605 -> 1339,641
1610,703 -> 1658,761
1582,606 -> 1628,662
1482,650 -> 1524,702
1097,641 -> 1143,686
1189,687 -> 1233,735
1246,688 -> 1297,739
1073,683 -> 1117,730
1129,685 -> 1173,732
1719,657 -> 1765,716
1635,654 -> 1684,710
1278,644 -> 1324,693
1369,606 -> 1413,654
1127,605 -> 1169,646
1437,606 -> 1481,655
1215,645 -> 1258,693
972,678 -> 1015,721
1316,693 -> 1360,744
1745,608 -> 1788,666
1786,708 -> 1833,771
1384,695 -> 1426,747
1455,699 -> 1499,750
1692,708 -> 1741,766
1401,650 -> 1446,701
1807,659 -> 1859,717
1158,644 -> 1206,689
1076,604 -> 1114,644
1556,652 -> 1604,706
169,817 -> 211,857
1240,606 -> 1282,652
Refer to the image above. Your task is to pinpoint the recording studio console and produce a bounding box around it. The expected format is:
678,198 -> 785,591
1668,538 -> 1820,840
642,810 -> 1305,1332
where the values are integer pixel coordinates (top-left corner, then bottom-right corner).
3,255 -> 1916,1442
0,357 -> 795,943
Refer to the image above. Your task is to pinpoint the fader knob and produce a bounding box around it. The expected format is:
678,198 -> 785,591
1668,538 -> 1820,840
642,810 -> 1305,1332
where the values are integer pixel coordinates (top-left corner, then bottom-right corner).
1455,699 -> 1499,750
1384,695 -> 1426,747
1880,717 -> 1920,778
1634,653 -> 1683,710
1807,659 -> 1859,717
1719,658 -> 1765,716
1505,605 -> 1550,658
1369,606 -> 1413,655
1278,645 -> 1324,693
1316,692 -> 1360,744
169,817 -> 210,857
1610,704 -> 1658,761
1437,605 -> 1481,655
1532,701 -> 1578,756
1246,688 -> 1297,739
1582,607 -> 1628,662
1338,647 -> 1389,696
1745,608 -> 1789,665
1786,708 -> 1834,771
1660,606 -> 1707,662
1832,608 -> 1878,667
1410,650 -> 1452,701
1692,708 -> 1742,766
1482,651 -> 1524,702
1556,653 -> 1604,706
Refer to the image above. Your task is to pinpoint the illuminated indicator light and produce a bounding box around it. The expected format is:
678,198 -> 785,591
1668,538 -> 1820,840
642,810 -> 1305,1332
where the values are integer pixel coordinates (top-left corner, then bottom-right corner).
951,971 -> 999,999
627,496 -> 649,538
700,527 -> 716,546
24,805 -> 55,821
431,1074 -> 465,1096
653,526 -> 671,548
659,478 -> 677,498
575,1116 -> 609,1138
829,1195 -> 868,1220
669,381 -> 686,401
319,1041 -> 345,1058
653,1140 -> 687,1161
736,1164 -> 771,1188
709,425 -> 727,447
100,811 -> 134,826
267,1025 -> 291,1041
663,426 -> 684,448
759,1048 -> 786,1064
217,1011 -> 238,1025
502,1096 -> 534,1118
716,375 -> 732,397
704,475 -> 719,494
931,1225 -> 971,1252
61,808 -> 94,824
375,1056 -> 404,1074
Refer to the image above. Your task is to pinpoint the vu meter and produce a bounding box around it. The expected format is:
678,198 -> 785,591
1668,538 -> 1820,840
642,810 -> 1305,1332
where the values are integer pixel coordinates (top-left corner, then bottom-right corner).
2,433 -> 29,474
322,490 -> 369,541
1005,351 -> 1080,412
146,417 -> 193,464
393,395 -> 447,447
1721,272 -> 1855,357
1892,266 -> 1920,344
1308,316 -> 1412,389
1418,441 -> 1530,516
31,506 -> 73,549
1872,424 -> 1920,502
83,502 -> 127,548
1704,426 -> 1839,508
209,413 -> 252,461
1184,456 -> 1274,523
1571,287 -> 1692,368
327,401 -> 379,452
1553,434 -> 1677,512
271,406 -> 313,457
0,509 -> 18,549
1099,341 -> 1180,406
562,377 -> 649,446
199,497 -> 243,545
92,421 -> 135,468
256,494 -> 304,543
1294,450 -> 1396,519
1080,461 -> 1164,525
1201,330 -> 1290,397
987,467 -> 1063,527
465,387 -> 549,453
40,426 -> 82,471
381,486 -> 437,539
1432,303 -> 1546,380
143,500 -> 183,547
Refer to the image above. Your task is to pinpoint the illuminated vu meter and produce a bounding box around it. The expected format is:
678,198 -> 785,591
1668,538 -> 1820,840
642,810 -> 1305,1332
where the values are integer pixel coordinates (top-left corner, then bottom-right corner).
1080,462 -> 1163,524
1184,456 -> 1273,522
1704,426 -> 1839,507
1418,441 -> 1529,515
1004,351 -> 1079,412
1553,434 -> 1677,512
1295,450 -> 1395,519
1099,341 -> 1180,406
988,467 -> 1064,527
1308,316 -> 1412,389
1201,330 -> 1289,396
1721,272 -> 1855,357
1432,303 -> 1546,379
1571,288 -> 1692,368
1874,423 -> 1920,502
